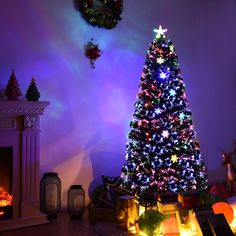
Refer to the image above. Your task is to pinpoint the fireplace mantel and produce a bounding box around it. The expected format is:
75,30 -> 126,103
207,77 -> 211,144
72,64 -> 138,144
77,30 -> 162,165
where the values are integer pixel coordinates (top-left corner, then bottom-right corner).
0,100 -> 49,231
0,100 -> 49,115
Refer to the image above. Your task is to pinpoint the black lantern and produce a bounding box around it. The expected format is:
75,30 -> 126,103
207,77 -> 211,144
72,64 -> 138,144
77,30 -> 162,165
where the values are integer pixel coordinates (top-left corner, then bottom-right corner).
40,172 -> 61,218
139,191 -> 157,216
67,185 -> 85,219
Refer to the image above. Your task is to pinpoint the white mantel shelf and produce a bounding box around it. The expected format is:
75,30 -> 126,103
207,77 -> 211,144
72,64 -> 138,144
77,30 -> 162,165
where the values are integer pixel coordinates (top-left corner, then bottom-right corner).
0,99 -> 50,231
0,100 -> 50,115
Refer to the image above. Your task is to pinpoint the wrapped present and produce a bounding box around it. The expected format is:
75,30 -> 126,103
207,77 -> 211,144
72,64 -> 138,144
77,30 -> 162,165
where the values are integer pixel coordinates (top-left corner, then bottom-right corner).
162,214 -> 180,235
157,201 -> 181,214
116,195 -> 139,230
178,191 -> 200,209
192,204 -> 214,216
207,214 -> 234,235
158,192 -> 178,203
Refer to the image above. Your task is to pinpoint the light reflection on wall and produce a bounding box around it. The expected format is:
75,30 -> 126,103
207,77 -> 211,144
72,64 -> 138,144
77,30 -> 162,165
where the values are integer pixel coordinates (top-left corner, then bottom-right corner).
98,84 -> 129,124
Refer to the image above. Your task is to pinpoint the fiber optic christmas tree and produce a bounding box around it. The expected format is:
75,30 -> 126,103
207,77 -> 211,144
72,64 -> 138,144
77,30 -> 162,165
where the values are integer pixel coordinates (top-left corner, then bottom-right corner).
121,26 -> 208,194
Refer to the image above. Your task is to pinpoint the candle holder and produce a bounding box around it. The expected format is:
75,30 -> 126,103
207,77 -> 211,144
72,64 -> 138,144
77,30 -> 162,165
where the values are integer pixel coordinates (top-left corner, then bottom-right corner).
67,185 -> 85,219
40,172 -> 61,218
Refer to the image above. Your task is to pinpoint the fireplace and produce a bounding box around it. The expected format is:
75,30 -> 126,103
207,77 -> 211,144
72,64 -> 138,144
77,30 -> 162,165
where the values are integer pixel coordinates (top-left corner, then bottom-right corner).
0,147 -> 13,220
0,100 -> 49,231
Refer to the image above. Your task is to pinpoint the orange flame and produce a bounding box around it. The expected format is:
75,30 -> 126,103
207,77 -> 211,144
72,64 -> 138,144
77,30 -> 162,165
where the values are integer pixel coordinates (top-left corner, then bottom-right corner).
0,187 -> 13,207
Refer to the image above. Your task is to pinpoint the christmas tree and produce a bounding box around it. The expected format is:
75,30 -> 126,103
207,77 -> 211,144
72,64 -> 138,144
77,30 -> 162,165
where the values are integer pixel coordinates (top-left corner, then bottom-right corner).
121,26 -> 208,194
4,69 -> 22,100
25,77 -> 40,101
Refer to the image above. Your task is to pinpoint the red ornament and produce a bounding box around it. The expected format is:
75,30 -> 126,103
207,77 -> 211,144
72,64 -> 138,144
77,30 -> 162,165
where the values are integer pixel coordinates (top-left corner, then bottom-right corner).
84,38 -> 101,68
209,184 -> 230,199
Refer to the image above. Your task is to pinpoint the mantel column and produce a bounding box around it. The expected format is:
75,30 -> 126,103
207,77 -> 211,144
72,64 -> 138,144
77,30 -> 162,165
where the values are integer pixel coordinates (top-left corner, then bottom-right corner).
22,115 -> 40,205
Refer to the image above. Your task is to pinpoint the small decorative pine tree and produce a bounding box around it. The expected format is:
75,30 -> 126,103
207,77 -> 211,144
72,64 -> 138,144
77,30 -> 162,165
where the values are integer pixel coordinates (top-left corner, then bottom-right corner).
121,26 -> 208,194
25,77 -> 40,101
4,69 -> 22,100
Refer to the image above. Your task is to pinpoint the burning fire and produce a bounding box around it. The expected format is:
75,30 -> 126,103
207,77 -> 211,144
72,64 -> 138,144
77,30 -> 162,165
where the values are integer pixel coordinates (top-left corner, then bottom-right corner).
0,187 -> 13,207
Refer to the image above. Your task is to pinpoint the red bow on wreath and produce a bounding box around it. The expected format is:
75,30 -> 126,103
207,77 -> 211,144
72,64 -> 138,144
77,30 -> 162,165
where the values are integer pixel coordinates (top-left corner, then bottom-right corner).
84,38 -> 101,68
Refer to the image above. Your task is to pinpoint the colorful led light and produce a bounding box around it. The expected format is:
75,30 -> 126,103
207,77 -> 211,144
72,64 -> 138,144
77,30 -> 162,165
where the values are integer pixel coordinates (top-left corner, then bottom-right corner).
171,154 -> 178,163
159,71 -> 168,80
157,57 -> 164,64
162,130 -> 170,138
169,89 -> 176,96
179,112 -> 185,120
155,108 -> 162,115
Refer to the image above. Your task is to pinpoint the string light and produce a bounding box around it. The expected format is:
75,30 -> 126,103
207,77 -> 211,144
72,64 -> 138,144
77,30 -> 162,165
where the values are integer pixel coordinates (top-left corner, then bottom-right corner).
169,89 -> 176,96
162,130 -> 170,138
159,71 -> 169,80
171,154 -> 178,163
157,57 -> 164,64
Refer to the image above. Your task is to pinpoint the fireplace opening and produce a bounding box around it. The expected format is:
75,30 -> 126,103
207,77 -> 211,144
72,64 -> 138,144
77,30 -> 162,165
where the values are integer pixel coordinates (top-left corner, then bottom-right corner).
0,147 -> 13,220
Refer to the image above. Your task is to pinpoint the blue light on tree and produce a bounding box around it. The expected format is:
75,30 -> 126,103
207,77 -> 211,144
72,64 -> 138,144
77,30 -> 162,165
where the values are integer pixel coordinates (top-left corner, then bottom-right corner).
159,70 -> 170,80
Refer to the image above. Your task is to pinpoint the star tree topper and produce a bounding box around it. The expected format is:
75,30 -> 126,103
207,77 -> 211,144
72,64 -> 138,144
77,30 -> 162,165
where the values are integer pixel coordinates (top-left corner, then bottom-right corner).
154,25 -> 167,39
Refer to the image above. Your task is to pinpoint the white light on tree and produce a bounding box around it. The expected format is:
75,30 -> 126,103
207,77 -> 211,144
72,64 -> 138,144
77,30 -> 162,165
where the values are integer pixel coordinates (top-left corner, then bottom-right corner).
154,25 -> 167,39
162,130 -> 170,138
157,57 -> 164,64
155,108 -> 162,115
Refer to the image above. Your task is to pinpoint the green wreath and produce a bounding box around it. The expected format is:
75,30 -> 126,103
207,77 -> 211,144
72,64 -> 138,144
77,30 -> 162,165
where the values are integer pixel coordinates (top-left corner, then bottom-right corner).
75,0 -> 123,29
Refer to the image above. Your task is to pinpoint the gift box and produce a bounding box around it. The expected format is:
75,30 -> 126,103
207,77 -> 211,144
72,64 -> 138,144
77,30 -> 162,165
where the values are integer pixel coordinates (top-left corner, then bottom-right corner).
157,201 -> 181,214
178,191 -> 199,209
192,204 -> 214,216
158,192 -> 178,203
207,214 -> 234,235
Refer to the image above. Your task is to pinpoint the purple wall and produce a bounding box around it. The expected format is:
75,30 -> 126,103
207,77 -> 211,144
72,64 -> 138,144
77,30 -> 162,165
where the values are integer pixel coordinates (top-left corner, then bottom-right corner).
0,0 -> 236,206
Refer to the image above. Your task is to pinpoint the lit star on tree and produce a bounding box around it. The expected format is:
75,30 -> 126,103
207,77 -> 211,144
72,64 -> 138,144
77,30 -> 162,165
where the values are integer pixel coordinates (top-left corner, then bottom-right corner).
179,112 -> 185,120
155,108 -> 162,115
171,154 -> 178,163
154,25 -> 167,39
159,71 -> 168,79
169,45 -> 174,52
162,130 -> 170,138
157,57 -> 164,64
169,89 -> 176,96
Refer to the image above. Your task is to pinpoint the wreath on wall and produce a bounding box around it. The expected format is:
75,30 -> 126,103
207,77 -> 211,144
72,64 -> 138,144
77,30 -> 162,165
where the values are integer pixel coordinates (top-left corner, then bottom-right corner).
74,0 -> 123,29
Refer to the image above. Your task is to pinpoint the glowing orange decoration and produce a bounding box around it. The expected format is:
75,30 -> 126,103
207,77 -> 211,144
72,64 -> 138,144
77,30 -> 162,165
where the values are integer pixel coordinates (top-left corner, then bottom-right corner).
212,201 -> 234,223
0,187 -> 13,207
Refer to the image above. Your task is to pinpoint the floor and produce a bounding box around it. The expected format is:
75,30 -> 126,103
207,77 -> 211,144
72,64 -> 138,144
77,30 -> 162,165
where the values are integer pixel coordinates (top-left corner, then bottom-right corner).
0,210 -> 129,236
